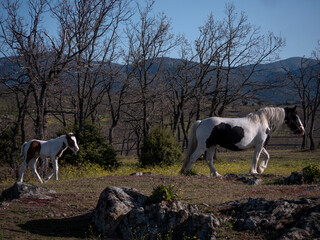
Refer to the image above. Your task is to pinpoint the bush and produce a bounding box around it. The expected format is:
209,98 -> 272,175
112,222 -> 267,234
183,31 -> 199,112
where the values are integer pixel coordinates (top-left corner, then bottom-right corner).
139,127 -> 183,167
0,127 -> 14,165
149,184 -> 179,203
302,164 -> 320,184
59,124 -> 120,170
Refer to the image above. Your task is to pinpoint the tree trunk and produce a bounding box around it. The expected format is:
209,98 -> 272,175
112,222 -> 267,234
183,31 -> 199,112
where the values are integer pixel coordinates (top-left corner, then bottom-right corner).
309,113 -> 316,150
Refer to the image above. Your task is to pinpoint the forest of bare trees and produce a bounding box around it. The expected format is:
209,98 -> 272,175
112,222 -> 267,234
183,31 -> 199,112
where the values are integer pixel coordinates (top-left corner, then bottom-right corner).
0,0 -> 319,168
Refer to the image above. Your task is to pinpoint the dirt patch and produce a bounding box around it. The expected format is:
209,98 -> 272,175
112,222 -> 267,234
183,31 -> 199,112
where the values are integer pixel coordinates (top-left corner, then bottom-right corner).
1,174 -> 320,239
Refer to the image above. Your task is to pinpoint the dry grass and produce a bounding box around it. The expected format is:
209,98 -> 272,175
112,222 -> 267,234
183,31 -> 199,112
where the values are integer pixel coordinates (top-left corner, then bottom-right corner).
0,149 -> 319,239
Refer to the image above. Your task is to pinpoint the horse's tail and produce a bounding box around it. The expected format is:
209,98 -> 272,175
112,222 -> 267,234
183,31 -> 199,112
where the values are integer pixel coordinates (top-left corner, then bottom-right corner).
180,120 -> 201,174
20,142 -> 27,160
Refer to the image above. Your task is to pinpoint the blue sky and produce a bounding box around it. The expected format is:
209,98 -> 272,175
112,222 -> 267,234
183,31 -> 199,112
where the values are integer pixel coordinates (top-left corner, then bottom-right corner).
152,0 -> 320,60
1,0 -> 319,61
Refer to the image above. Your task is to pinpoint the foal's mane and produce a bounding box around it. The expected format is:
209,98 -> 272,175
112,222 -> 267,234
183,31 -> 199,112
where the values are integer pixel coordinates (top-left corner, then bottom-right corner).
247,107 -> 285,131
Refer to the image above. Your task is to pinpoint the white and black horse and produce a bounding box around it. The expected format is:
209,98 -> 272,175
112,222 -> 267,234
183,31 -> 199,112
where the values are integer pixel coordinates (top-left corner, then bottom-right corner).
18,133 -> 79,183
180,107 -> 305,176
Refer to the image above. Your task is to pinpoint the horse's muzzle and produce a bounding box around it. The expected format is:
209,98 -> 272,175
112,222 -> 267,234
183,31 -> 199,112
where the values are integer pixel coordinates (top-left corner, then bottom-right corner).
73,147 -> 79,154
294,126 -> 305,136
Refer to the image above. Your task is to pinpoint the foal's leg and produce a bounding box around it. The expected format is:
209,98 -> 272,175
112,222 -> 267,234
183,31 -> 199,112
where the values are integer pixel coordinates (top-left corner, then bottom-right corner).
18,160 -> 27,182
206,147 -> 221,177
44,158 -> 54,183
44,171 -> 54,182
184,145 -> 205,173
257,148 -> 270,174
29,158 -> 43,184
52,158 -> 59,181
249,145 -> 263,174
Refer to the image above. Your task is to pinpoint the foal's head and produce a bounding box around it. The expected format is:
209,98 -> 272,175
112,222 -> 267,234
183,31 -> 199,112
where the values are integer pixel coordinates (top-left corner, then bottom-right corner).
66,133 -> 80,153
284,106 -> 305,135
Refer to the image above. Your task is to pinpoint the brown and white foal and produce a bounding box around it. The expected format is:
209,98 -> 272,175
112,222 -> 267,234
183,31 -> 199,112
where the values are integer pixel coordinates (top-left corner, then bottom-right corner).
18,133 -> 79,183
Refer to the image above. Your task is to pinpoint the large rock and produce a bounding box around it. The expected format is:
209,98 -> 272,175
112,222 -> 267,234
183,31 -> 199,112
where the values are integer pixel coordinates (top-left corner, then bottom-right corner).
279,172 -> 303,185
92,186 -> 148,237
222,197 -> 320,239
92,186 -> 219,240
0,182 -> 56,201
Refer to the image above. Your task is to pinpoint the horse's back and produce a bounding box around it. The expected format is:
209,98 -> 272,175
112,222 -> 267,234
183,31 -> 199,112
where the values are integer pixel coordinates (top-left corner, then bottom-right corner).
196,116 -> 263,150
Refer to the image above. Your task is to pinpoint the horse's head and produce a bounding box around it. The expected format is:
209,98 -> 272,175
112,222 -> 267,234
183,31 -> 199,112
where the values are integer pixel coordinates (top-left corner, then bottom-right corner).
284,106 -> 305,135
66,133 -> 80,153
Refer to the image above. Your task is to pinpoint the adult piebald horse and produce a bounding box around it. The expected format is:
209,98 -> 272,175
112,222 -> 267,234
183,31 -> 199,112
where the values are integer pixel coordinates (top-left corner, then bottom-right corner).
18,133 -> 79,183
180,107 -> 305,176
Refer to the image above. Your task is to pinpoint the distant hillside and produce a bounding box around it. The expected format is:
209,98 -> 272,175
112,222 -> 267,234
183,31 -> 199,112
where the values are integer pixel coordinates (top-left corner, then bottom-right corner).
251,57 -> 319,104
1,56 -> 319,104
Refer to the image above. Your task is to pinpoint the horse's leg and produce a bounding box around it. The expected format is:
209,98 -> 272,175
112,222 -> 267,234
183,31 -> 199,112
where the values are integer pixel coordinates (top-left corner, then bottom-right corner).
43,158 -> 54,183
43,158 -> 57,182
29,158 -> 43,184
184,145 -> 205,173
206,147 -> 221,177
18,160 -> 27,182
257,148 -> 270,174
249,145 -> 263,174
44,171 -> 54,182
52,158 -> 59,181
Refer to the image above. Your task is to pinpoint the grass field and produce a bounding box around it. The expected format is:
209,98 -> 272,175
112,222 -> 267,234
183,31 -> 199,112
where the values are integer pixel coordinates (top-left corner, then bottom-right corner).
0,149 -> 319,239
28,148 -> 320,181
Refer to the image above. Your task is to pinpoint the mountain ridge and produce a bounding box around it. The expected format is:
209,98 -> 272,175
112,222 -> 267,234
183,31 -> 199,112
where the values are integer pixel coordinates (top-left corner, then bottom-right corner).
1,56 -> 319,104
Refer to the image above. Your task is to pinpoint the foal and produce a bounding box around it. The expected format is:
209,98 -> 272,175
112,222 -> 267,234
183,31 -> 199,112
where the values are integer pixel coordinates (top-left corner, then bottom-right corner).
18,133 -> 79,183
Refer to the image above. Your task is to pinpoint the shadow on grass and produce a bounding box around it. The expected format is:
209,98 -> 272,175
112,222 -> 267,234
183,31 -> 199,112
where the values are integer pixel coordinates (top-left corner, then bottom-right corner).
19,212 -> 96,239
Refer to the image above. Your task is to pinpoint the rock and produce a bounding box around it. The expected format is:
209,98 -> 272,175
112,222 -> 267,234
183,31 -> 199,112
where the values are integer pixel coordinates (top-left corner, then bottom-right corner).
247,177 -> 262,185
224,197 -> 320,239
130,172 -> 143,176
0,202 -> 9,207
280,172 -> 303,185
224,173 -> 262,185
0,182 -> 56,201
129,172 -> 154,176
92,186 -> 148,237
92,186 -> 219,240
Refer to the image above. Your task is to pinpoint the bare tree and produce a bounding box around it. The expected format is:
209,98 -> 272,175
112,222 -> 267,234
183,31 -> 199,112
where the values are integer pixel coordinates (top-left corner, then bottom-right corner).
51,0 -> 131,136
0,0 -> 52,139
284,43 -> 320,150
0,66 -> 30,169
199,3 -> 285,117
0,0 -> 87,139
165,3 -> 285,149
310,41 -> 320,150
164,37 -> 198,145
124,0 -> 178,141
283,57 -> 319,149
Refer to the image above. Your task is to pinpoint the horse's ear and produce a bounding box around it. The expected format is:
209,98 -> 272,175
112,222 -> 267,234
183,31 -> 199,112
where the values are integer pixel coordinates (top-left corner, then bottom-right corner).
293,105 -> 297,111
66,132 -> 71,138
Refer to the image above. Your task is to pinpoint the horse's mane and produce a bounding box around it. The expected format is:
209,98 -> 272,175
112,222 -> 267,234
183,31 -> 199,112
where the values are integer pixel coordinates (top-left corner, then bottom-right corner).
49,134 -> 71,142
247,107 -> 285,131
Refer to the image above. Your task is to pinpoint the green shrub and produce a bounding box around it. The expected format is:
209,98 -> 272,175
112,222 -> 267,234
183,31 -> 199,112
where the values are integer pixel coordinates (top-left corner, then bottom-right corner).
149,184 -> 179,203
302,164 -> 320,184
139,127 -> 183,167
0,127 -> 14,165
59,124 -> 120,170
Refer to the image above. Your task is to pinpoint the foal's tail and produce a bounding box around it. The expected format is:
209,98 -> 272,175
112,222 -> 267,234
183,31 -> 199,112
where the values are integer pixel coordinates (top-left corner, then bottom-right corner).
180,120 -> 201,174
20,142 -> 27,160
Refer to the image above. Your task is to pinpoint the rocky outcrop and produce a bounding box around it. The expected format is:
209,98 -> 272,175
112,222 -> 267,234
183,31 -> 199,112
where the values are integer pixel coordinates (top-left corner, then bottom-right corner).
0,182 -> 56,201
224,173 -> 263,185
221,197 -> 320,239
92,186 -> 220,240
92,185 -> 320,240
279,172 -> 303,185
